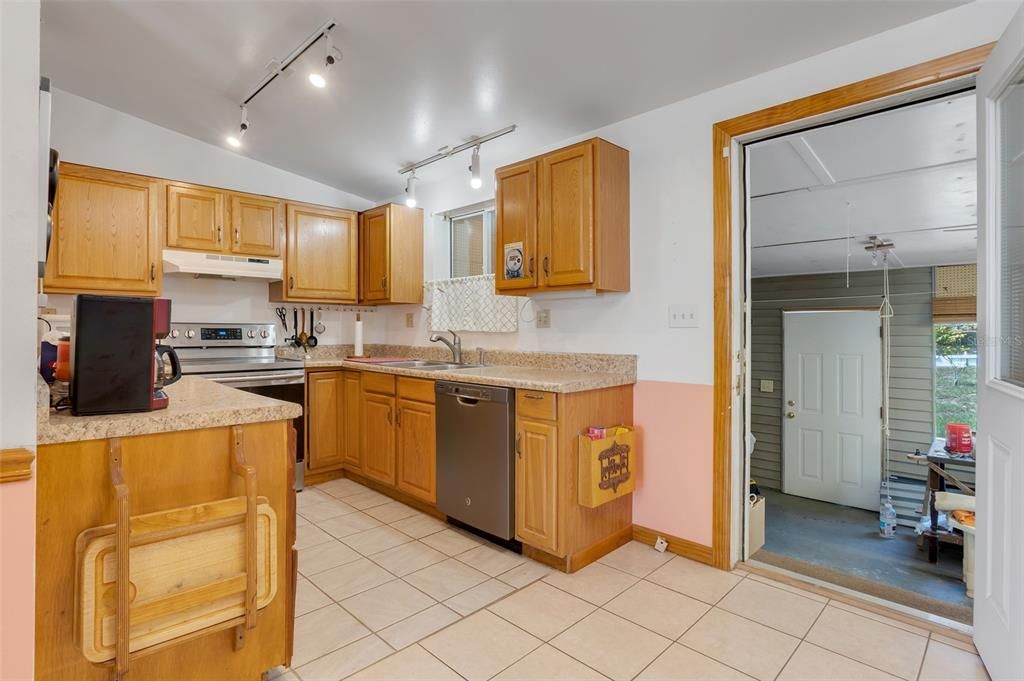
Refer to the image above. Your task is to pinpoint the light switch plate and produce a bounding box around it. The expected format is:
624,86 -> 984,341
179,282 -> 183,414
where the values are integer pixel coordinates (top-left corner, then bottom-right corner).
405,312 -> 415,328
668,304 -> 698,328
759,379 -> 774,393
536,309 -> 551,328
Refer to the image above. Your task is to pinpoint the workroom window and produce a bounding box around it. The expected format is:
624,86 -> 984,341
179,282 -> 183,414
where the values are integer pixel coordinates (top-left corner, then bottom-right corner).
934,321 -> 978,435
450,208 -> 495,278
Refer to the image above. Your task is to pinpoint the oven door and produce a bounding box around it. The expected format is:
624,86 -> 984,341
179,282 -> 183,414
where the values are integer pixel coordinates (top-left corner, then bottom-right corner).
202,370 -> 306,490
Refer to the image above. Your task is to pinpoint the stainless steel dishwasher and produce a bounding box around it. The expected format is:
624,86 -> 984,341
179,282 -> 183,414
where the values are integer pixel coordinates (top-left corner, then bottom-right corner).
435,381 -> 515,540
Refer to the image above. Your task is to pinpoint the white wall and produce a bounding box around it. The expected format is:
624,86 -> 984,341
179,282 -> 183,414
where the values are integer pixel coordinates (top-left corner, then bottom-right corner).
0,3 -> 40,678
47,89 -> 377,341
368,1 -> 1020,385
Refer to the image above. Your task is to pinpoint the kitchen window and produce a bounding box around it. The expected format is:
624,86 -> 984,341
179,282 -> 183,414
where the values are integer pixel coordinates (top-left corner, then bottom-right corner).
997,63 -> 1024,387
448,204 -> 495,278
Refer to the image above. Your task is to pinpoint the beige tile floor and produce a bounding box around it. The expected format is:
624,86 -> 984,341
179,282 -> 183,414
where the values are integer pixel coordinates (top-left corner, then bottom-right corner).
271,480 -> 990,681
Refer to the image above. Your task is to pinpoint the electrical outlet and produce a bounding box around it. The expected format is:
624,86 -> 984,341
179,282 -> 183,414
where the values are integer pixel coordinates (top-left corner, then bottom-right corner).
668,304 -> 698,328
405,312 -> 415,328
654,536 -> 669,553
536,309 -> 551,328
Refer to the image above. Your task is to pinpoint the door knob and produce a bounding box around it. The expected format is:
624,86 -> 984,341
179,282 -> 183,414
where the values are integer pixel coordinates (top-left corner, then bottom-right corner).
786,411 -> 796,419
787,400 -> 795,407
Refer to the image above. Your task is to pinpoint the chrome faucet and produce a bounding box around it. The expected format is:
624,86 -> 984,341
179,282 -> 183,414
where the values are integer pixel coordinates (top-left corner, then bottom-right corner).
429,330 -> 462,364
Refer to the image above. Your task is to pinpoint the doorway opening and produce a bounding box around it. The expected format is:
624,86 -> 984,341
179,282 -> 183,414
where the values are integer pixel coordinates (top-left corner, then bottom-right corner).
743,90 -> 979,623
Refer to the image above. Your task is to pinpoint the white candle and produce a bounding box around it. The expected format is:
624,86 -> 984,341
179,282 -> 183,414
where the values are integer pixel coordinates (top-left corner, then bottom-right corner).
354,313 -> 364,357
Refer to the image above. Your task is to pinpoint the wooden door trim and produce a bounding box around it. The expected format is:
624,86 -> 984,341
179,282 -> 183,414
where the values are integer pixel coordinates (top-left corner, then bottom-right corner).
710,44 -> 993,570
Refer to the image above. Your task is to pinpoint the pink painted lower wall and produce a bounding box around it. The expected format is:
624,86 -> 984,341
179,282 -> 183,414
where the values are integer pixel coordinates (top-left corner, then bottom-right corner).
631,380 -> 714,547
0,477 -> 36,681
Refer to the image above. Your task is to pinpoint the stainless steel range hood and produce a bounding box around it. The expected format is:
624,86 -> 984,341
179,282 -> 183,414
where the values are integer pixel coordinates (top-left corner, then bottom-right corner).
162,249 -> 283,281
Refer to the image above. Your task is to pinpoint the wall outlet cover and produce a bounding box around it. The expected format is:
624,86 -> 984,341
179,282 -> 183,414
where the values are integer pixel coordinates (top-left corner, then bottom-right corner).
536,309 -> 551,328
668,304 -> 698,328
654,536 -> 669,553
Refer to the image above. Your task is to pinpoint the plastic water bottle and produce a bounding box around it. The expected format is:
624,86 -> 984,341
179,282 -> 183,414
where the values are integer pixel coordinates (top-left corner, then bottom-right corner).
879,501 -> 897,538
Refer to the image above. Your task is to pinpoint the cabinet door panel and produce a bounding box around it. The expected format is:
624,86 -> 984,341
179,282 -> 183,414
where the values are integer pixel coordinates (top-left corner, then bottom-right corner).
167,183 -> 225,252
495,161 -> 538,291
539,143 -> 594,287
361,392 -> 396,485
515,418 -> 558,552
307,372 -> 344,472
230,194 -> 283,257
44,165 -> 160,295
361,207 -> 390,302
396,399 -> 436,503
286,204 -> 358,302
342,371 -> 362,470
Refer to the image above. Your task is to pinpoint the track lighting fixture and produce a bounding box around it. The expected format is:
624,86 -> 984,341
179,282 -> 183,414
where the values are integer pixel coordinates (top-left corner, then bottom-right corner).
227,105 -> 249,148
405,172 -> 418,208
308,27 -> 342,89
469,146 -> 482,189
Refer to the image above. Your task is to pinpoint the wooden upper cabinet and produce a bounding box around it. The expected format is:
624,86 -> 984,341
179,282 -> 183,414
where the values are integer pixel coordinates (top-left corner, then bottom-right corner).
396,397 -> 436,503
229,193 -> 283,257
166,182 -> 225,252
495,138 -> 629,294
307,371 -> 345,472
272,203 -> 358,303
495,161 -> 538,292
43,164 -> 161,296
540,143 -> 594,288
361,206 -> 390,302
359,203 -> 424,305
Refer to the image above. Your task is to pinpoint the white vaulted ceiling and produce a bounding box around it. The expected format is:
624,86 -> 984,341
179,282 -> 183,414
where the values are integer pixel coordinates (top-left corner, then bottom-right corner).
748,92 -> 978,278
39,0 -> 962,201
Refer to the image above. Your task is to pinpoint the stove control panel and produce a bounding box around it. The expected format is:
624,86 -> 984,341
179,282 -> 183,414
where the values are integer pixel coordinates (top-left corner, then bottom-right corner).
166,322 -> 276,348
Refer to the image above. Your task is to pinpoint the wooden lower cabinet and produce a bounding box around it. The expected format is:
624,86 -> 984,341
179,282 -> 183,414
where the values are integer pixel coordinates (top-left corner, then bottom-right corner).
515,417 -> 559,552
513,386 -> 634,572
306,370 -> 345,472
34,421 -> 295,680
341,370 -> 362,470
361,391 -> 397,485
396,397 -> 436,503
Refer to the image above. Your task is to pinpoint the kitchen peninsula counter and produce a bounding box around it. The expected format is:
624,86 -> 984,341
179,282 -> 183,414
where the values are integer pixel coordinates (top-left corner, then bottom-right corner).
37,375 -> 302,445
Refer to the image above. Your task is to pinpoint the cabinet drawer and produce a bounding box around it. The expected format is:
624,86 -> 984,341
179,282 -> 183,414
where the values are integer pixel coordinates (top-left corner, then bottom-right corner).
397,377 -> 434,404
516,390 -> 557,421
362,371 -> 396,395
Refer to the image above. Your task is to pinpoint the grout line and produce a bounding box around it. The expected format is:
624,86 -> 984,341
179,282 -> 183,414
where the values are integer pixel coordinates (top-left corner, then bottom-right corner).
915,638 -> 932,681
771,603 -> 829,681
418,643 -> 471,681
292,631 -> 378,679
824,599 -> 930,639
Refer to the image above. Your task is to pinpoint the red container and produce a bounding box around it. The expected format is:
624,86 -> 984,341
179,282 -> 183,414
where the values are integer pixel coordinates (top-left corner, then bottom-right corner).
946,423 -> 974,454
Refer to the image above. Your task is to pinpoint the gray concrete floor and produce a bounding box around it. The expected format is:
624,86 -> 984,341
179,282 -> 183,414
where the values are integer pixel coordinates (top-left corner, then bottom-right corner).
755,488 -> 971,610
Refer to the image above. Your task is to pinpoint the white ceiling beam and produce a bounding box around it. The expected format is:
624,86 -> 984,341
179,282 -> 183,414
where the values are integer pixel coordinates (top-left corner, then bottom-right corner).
789,136 -> 836,186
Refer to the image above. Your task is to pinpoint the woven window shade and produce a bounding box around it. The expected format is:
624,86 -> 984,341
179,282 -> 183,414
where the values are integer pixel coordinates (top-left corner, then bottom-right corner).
426,275 -> 519,333
934,265 -> 977,321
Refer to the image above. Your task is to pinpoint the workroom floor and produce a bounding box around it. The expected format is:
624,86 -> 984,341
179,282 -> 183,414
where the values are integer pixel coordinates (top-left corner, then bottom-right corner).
271,480 -> 988,681
752,489 -> 971,622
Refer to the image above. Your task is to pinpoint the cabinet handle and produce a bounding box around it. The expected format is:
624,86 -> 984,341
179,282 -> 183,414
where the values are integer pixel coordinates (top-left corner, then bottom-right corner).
386,406 -> 393,425
381,273 -> 387,290
396,407 -> 402,427
234,228 -> 240,244
524,394 -> 544,400
289,275 -> 295,290
542,256 -> 550,276
528,256 -> 535,276
217,225 -> 223,243
150,263 -> 156,281
515,432 -> 522,458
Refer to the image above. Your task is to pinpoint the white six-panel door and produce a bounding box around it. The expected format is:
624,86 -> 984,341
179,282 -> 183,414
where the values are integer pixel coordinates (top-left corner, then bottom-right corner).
974,5 -> 1024,679
783,310 -> 882,511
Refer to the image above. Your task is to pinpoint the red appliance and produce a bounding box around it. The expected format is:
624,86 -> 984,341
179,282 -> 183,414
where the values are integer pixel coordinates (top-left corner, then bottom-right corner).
71,295 -> 181,415
945,423 -> 974,454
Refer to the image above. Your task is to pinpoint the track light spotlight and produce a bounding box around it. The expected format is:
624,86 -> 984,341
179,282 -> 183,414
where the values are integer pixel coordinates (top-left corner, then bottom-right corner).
309,28 -> 342,89
469,146 -> 482,189
405,172 -> 418,208
227,105 -> 249,148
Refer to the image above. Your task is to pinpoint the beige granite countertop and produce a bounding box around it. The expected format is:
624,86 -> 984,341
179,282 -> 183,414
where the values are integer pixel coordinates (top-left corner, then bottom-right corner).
301,358 -> 634,393
37,375 -> 302,445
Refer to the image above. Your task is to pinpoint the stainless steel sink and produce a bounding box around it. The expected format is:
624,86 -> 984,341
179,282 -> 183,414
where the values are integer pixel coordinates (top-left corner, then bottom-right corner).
378,360 -> 483,371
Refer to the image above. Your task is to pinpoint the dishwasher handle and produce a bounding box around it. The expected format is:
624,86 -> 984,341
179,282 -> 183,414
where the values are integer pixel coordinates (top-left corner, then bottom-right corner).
456,396 -> 479,407
435,381 -> 511,404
